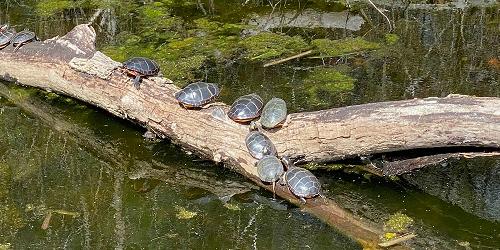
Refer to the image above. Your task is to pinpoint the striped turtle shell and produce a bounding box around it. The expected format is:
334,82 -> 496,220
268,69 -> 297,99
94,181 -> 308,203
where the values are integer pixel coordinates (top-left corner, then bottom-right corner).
12,30 -> 36,51
228,94 -> 263,122
0,29 -> 15,49
122,57 -> 160,88
285,167 -> 321,199
175,82 -> 220,108
260,97 -> 287,128
245,130 -> 277,160
256,155 -> 284,183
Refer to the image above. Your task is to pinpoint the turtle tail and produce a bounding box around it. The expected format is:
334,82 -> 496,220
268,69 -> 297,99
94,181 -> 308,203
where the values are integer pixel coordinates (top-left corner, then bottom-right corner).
133,75 -> 141,89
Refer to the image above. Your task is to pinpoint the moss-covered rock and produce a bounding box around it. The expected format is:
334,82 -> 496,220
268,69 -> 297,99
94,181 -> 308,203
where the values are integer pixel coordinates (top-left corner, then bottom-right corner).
312,37 -> 380,58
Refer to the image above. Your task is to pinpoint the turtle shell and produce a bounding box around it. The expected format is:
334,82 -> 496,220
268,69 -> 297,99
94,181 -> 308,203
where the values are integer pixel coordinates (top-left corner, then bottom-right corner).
245,131 -> 277,159
285,167 -> 321,198
123,57 -> 160,76
260,97 -> 287,128
0,29 -> 15,49
11,30 -> 36,46
175,82 -> 220,108
228,94 -> 263,122
256,155 -> 284,183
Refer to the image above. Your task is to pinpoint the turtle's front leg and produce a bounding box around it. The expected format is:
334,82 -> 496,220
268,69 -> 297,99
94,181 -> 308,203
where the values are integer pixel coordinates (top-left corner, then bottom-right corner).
133,75 -> 141,89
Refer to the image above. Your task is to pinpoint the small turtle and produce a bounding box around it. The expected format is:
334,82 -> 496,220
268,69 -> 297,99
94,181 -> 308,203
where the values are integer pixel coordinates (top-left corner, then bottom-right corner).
245,122 -> 277,159
260,97 -> 287,129
281,156 -> 322,203
175,82 -> 220,108
228,93 -> 263,122
256,155 -> 284,196
122,57 -> 160,89
0,29 -> 16,50
11,30 -> 38,52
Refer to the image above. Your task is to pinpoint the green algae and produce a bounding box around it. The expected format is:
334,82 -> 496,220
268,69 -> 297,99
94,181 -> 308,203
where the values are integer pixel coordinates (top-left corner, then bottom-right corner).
302,67 -> 355,107
240,32 -> 310,61
385,34 -> 400,45
384,212 -> 414,233
312,37 -> 381,58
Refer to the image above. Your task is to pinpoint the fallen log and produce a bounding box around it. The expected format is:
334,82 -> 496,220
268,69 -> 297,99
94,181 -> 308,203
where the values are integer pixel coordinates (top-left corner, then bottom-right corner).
1,24 -> 499,248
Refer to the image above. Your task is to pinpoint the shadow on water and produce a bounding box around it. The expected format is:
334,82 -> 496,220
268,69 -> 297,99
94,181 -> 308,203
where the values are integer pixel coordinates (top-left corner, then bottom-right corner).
0,0 -> 499,248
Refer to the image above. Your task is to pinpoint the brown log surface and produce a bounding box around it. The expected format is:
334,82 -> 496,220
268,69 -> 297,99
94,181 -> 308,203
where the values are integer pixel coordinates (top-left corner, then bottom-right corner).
1,24 -> 499,248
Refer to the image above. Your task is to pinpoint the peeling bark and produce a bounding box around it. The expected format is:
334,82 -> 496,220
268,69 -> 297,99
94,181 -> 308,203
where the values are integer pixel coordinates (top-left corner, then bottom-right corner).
1,24 -> 499,248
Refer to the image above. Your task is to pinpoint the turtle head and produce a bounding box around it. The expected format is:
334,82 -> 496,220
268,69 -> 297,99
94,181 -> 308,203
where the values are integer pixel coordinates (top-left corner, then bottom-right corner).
249,121 -> 258,131
280,156 -> 294,170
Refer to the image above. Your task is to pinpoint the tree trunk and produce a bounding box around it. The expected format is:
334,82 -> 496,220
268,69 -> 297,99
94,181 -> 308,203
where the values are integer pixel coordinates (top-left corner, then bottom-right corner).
1,24 -> 499,248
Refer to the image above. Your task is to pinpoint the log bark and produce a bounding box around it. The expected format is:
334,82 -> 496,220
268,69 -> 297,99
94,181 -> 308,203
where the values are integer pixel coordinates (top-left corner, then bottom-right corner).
1,24 -> 499,248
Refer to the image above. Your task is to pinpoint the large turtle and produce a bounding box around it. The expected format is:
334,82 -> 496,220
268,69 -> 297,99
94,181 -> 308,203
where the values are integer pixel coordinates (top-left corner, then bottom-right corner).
0,28 -> 16,50
260,97 -> 287,129
228,93 -> 263,122
280,156 -> 322,203
245,122 -> 277,159
256,155 -> 284,196
11,30 -> 37,52
122,57 -> 160,89
175,82 -> 220,108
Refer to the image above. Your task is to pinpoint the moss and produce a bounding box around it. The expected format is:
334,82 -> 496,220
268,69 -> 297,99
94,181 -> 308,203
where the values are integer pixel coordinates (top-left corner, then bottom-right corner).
36,0 -> 73,16
240,32 -> 310,61
0,243 -> 11,250
304,162 -> 345,171
161,55 -> 207,84
312,37 -> 380,58
304,68 -> 355,92
0,163 -> 11,200
385,34 -> 400,45
223,203 -> 241,211
175,205 -> 197,219
384,212 -> 414,233
0,202 -> 26,232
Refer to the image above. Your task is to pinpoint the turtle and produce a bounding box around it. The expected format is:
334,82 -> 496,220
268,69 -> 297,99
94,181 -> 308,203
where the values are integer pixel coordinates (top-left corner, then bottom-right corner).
260,97 -> 287,129
245,122 -> 277,159
122,57 -> 160,89
175,82 -> 220,108
280,156 -> 322,204
227,93 -> 264,122
0,29 -> 16,50
11,30 -> 38,52
256,155 -> 284,197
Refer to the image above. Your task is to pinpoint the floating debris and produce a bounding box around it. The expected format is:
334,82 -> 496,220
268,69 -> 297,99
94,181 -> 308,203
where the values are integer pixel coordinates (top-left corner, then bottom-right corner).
175,206 -> 198,219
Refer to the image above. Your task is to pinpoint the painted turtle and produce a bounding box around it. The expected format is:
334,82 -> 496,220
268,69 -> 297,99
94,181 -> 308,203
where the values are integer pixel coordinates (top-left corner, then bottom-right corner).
245,122 -> 277,159
260,97 -> 287,129
175,82 -> 220,108
281,156 -> 321,203
122,57 -> 160,89
12,30 -> 37,52
228,93 -> 263,122
256,155 -> 284,195
0,29 -> 16,50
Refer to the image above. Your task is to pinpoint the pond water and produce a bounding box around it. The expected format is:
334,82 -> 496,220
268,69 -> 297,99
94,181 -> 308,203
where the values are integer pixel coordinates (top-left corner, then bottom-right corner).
0,1 -> 499,249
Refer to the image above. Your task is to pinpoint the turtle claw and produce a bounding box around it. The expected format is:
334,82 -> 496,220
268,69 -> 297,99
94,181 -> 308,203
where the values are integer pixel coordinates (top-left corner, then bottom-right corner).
299,197 -> 307,204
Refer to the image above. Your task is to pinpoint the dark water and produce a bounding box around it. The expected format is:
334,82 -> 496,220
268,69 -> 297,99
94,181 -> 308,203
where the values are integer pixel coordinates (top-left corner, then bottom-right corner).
0,1 -> 499,249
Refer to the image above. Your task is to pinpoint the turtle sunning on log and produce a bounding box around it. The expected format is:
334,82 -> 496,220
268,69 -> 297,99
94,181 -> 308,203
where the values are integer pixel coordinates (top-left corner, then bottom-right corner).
11,30 -> 38,52
280,156 -> 322,204
121,57 -> 160,89
259,97 -> 288,129
245,121 -> 277,160
175,81 -> 221,108
228,93 -> 264,123
256,155 -> 285,198
0,28 -> 16,50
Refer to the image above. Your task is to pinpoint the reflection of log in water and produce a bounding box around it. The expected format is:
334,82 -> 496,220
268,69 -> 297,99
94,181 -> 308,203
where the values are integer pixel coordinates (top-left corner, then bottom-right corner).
0,83 -> 254,200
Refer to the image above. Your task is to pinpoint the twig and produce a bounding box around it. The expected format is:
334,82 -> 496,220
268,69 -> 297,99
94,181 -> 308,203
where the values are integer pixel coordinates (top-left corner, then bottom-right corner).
366,0 -> 393,32
263,50 -> 313,67
378,233 -> 417,247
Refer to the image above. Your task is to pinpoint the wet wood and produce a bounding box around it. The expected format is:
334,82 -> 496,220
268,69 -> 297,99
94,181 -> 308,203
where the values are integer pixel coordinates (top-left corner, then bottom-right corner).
1,24 -> 499,248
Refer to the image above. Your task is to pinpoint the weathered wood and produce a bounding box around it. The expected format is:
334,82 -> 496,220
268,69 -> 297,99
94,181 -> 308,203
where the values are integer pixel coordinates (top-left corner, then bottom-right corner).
1,24 -> 499,247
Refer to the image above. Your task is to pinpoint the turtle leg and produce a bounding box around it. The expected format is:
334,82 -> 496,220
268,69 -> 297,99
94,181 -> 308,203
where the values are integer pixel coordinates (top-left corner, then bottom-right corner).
272,182 -> 276,199
133,75 -> 141,89
299,197 -> 307,204
13,43 -> 22,52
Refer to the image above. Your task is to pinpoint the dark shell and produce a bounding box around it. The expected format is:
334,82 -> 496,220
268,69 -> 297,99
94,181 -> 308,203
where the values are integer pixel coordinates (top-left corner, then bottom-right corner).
175,82 -> 220,108
228,94 -> 264,122
260,97 -> 287,128
123,57 -> 160,76
245,131 -> 277,159
285,167 -> 321,198
12,30 -> 36,45
256,155 -> 284,183
0,29 -> 15,48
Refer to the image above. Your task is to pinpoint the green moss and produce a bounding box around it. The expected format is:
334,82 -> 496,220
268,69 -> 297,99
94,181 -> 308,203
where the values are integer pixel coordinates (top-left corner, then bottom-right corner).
240,32 -> 310,61
304,68 -> 355,92
303,162 -> 345,171
312,37 -> 380,58
385,34 -> 400,45
0,163 -> 11,200
0,202 -> 26,232
384,212 -> 414,233
36,0 -> 73,16
161,55 -> 207,84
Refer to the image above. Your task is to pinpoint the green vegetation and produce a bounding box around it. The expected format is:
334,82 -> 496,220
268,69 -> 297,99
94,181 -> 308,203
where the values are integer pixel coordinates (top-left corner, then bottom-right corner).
384,34 -> 400,45
302,67 -> 355,107
384,212 -> 414,233
240,32 -> 310,60
312,37 -> 381,58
